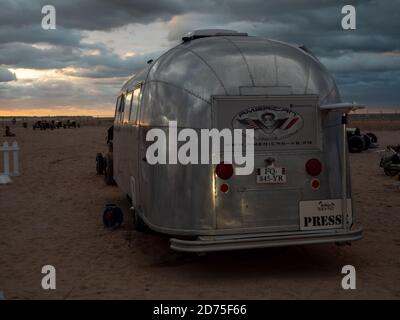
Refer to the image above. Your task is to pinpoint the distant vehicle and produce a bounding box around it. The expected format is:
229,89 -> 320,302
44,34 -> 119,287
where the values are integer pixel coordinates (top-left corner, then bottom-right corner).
32,119 -> 80,130
63,120 -> 80,128
103,29 -> 363,252
346,127 -> 378,153
33,120 -> 48,130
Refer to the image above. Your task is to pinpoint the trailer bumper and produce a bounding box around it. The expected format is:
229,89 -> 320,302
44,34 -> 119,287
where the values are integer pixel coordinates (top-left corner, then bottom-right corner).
170,227 -> 363,253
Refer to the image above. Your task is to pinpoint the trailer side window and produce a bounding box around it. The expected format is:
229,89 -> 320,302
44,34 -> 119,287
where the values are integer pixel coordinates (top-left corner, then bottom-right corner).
114,95 -> 121,121
129,86 -> 141,123
123,92 -> 133,124
119,95 -> 125,113
114,95 -> 124,123
116,94 -> 125,123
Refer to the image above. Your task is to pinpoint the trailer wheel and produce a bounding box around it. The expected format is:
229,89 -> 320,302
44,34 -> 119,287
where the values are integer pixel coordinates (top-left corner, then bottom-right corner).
348,136 -> 365,153
384,168 -> 398,177
366,132 -> 378,143
104,153 -> 115,185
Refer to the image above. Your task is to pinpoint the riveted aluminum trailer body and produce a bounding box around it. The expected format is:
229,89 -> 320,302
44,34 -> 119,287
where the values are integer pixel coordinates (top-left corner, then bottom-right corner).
112,30 -> 362,252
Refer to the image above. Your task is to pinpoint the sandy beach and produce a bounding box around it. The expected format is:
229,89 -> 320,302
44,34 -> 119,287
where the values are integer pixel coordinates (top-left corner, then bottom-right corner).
0,123 -> 399,299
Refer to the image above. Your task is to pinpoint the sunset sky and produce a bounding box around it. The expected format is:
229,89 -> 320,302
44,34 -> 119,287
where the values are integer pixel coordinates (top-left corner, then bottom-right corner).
0,0 -> 399,116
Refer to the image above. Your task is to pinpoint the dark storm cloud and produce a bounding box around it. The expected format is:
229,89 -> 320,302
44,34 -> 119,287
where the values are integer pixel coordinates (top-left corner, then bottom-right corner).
0,41 -> 161,78
0,0 -> 188,57
165,0 -> 400,55
0,43 -> 81,69
1,0 -> 399,58
0,25 -> 82,46
0,0 -> 187,30
0,1 -> 171,77
65,49 -> 163,78
1,0 -> 399,53
0,0 -> 399,109
321,53 -> 400,74
0,67 -> 16,82
162,0 -> 400,106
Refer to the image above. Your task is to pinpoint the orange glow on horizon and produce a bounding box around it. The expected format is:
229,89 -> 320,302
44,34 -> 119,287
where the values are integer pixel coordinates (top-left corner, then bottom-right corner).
0,107 -> 114,117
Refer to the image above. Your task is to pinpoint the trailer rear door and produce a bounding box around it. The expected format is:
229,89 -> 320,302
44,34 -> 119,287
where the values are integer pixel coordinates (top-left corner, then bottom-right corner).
212,95 -> 324,231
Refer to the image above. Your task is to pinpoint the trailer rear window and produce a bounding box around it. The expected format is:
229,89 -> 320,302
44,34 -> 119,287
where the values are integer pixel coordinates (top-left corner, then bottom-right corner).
129,86 -> 141,123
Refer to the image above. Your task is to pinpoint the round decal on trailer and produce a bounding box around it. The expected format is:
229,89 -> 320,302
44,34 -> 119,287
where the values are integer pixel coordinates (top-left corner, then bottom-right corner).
232,105 -> 304,140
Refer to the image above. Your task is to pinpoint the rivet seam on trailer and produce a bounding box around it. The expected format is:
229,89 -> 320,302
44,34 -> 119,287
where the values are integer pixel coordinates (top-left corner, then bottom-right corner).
146,80 -> 211,105
221,36 -> 255,86
179,47 -> 228,95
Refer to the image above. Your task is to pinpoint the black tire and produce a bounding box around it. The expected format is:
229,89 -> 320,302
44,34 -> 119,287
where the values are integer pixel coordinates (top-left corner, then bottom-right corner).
363,134 -> 371,150
104,153 -> 115,185
102,205 -> 123,228
384,168 -> 398,177
366,132 -> 378,143
348,136 -> 365,153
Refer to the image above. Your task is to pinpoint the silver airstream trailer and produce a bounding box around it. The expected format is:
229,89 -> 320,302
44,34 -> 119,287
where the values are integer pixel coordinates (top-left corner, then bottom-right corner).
108,29 -> 363,252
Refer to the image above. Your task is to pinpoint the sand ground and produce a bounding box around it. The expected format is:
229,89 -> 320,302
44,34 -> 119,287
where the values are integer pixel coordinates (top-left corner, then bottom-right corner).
0,125 -> 399,299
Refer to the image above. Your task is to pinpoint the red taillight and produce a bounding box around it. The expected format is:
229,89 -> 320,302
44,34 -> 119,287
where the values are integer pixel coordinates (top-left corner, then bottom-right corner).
305,159 -> 322,176
215,162 -> 234,180
311,178 -> 320,190
220,183 -> 229,193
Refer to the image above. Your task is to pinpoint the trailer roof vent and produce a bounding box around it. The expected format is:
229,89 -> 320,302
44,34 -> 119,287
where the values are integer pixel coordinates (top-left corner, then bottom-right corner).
182,29 -> 248,42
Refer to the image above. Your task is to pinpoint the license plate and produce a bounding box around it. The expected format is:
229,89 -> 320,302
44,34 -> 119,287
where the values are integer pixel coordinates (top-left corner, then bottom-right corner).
256,166 -> 286,184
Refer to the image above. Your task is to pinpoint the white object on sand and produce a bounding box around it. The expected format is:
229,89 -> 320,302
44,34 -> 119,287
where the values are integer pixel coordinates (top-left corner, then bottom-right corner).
1,140 -> 20,178
0,174 -> 12,184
